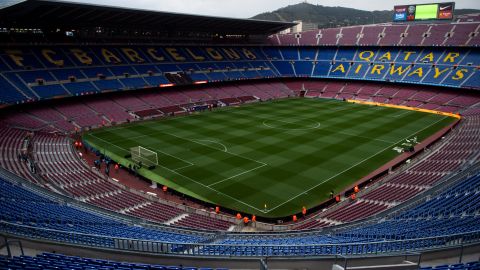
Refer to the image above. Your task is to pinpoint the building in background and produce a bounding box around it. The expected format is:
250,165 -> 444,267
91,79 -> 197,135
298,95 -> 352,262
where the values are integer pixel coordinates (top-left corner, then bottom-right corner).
280,20 -> 317,34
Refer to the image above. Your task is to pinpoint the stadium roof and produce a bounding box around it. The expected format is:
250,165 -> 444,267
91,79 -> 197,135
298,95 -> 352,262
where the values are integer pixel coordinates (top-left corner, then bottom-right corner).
0,0 -> 295,35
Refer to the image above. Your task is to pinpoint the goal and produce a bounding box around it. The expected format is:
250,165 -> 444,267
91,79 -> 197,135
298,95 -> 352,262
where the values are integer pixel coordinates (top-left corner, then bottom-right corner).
130,146 -> 158,167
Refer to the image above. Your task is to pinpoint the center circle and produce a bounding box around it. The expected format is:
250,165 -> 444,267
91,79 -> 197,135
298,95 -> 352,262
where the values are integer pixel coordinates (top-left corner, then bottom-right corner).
262,119 -> 321,131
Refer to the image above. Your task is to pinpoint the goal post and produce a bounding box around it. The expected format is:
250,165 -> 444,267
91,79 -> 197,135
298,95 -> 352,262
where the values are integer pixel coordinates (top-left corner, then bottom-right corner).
130,146 -> 158,167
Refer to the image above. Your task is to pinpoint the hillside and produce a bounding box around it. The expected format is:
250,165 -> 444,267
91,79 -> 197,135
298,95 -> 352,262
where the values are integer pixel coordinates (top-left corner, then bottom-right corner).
251,3 -> 480,29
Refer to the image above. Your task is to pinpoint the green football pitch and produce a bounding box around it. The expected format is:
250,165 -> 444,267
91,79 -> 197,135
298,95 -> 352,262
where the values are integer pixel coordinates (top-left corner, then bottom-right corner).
83,98 -> 456,218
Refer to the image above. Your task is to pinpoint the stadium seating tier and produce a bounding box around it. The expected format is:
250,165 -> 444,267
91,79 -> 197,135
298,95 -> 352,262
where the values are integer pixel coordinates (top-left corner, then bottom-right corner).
1,44 -> 479,106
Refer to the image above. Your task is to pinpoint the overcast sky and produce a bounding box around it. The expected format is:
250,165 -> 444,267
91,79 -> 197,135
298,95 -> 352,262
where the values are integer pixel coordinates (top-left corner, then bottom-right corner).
72,0 -> 480,18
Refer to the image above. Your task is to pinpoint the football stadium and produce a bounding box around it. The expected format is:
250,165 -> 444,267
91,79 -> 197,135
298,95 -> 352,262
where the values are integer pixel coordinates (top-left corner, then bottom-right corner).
0,0 -> 479,269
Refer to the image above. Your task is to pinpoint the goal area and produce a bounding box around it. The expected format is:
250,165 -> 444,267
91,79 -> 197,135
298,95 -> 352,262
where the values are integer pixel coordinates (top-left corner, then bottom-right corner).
130,146 -> 158,167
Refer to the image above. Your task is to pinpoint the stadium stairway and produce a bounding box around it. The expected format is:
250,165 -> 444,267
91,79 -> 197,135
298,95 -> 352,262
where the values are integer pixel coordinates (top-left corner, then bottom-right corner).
164,213 -> 189,226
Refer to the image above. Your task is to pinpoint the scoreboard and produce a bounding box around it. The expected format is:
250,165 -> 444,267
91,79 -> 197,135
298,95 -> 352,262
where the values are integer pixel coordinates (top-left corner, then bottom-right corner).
393,2 -> 455,22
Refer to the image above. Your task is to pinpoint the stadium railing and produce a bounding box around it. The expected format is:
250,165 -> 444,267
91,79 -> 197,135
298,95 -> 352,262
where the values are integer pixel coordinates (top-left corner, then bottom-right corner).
1,220 -> 479,257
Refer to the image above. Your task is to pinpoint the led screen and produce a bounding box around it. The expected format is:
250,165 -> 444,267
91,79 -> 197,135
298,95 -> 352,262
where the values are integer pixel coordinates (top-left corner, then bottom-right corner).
393,2 -> 454,22
415,4 -> 439,20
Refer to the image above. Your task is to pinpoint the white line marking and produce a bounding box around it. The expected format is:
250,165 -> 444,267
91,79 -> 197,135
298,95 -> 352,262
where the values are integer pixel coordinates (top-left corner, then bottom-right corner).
329,106 -> 352,112
264,116 -> 449,213
89,133 -> 129,152
235,109 -> 393,143
161,131 -> 267,167
172,164 -> 194,171
93,98 -> 342,137
207,164 -> 267,187
191,139 -> 228,152
230,110 -> 318,123
89,133 -> 267,213
95,129 -> 266,168
262,120 -> 321,131
391,110 -> 413,118
87,100 -> 451,214
332,129 -> 396,144
156,148 -> 194,167
90,134 -> 194,170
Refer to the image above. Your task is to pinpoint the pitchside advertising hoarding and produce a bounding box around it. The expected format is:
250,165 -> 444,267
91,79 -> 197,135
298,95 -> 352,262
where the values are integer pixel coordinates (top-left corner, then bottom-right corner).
393,2 -> 454,22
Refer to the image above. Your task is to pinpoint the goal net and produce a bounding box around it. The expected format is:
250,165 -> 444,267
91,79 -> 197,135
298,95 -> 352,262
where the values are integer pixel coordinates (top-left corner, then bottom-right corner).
130,146 -> 158,167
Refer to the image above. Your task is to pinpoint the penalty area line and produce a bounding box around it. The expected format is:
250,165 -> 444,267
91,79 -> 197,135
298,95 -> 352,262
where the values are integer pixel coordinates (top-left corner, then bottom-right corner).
88,133 -> 268,213
89,133 -> 192,170
191,139 -> 228,152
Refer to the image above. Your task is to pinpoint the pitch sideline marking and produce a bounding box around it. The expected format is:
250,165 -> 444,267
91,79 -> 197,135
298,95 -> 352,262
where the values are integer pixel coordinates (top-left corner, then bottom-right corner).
105,131 -> 266,167
92,98 -> 368,135
207,163 -> 268,187
262,119 -> 321,131
90,98 -> 288,135
172,164 -> 195,171
154,148 -> 194,167
89,134 -> 193,171
391,110 -> 413,118
92,98 -> 352,138
329,129 -> 396,144
88,133 -> 268,213
264,116 -> 449,213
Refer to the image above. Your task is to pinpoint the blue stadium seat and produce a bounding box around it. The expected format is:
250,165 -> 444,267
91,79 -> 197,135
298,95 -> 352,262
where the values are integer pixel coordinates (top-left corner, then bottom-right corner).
64,82 -> 98,95
0,46 -> 478,105
0,76 -> 28,104
299,48 -> 316,60
261,47 -> 283,60
272,61 -> 295,76
31,84 -> 69,99
294,61 -> 313,76
311,62 -> 330,77
281,48 -> 299,60
93,79 -> 124,91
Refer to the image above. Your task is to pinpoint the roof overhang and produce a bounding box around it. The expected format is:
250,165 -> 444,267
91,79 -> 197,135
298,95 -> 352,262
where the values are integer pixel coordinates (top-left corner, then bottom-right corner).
0,0 -> 296,35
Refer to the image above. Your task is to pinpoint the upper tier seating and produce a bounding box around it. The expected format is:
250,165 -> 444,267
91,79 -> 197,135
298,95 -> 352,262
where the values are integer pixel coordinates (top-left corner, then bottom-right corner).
457,13 -> 480,23
270,21 -> 480,47
1,44 -> 479,106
